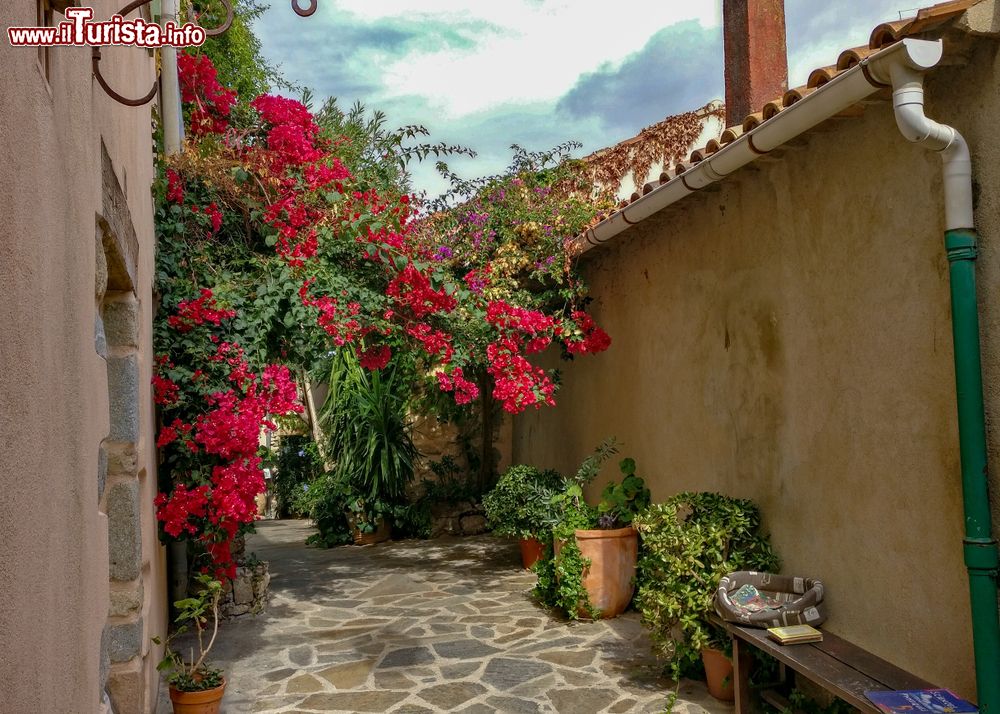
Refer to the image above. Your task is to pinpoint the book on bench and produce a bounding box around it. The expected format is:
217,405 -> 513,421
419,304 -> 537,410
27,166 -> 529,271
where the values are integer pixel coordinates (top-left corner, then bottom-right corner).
766,624 -> 823,645
864,689 -> 977,713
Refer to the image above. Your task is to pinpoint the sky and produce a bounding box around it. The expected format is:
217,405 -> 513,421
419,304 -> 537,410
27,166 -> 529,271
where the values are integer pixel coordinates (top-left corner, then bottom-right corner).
253,0 -> 922,198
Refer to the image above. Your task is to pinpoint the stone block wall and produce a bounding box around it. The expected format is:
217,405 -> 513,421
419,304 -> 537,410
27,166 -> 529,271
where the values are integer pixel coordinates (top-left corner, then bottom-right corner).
101,288 -> 153,712
219,562 -> 271,619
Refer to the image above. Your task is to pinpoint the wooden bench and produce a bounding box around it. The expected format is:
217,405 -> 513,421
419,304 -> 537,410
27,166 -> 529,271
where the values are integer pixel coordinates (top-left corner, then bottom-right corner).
710,615 -> 936,713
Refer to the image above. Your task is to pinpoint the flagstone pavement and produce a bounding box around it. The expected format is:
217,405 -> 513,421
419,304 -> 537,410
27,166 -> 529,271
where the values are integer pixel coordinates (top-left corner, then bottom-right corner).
157,519 -> 733,714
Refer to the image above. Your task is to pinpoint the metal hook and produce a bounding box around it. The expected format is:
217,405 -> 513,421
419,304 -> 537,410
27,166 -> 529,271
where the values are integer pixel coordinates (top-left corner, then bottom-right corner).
292,0 -> 318,17
92,46 -> 158,106
203,0 -> 235,36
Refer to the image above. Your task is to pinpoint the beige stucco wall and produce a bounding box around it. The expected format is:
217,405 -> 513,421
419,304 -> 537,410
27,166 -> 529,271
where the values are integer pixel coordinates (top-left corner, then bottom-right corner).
514,32 -> 1000,698
0,2 -> 165,712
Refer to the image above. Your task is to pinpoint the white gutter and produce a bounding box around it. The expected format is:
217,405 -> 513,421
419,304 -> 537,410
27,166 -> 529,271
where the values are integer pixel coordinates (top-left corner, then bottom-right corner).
576,38 -> 948,252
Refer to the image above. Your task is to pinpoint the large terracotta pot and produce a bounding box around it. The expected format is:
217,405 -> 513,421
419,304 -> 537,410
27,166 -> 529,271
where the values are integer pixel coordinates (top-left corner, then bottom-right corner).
518,536 -> 545,569
168,679 -> 226,714
555,526 -> 638,619
701,648 -> 735,701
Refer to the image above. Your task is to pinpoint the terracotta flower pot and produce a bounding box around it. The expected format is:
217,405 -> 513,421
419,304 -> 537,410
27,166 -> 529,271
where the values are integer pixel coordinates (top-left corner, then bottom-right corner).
554,526 -> 638,619
518,536 -> 545,569
701,647 -> 735,701
168,678 -> 226,714
351,517 -> 391,545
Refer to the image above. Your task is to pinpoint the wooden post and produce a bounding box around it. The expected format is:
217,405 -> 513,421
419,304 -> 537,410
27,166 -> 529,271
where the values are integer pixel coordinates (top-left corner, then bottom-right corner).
732,635 -> 754,713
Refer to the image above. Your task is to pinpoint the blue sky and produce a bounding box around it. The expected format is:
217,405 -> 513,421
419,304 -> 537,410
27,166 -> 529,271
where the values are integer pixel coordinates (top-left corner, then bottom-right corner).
253,0 -> 918,197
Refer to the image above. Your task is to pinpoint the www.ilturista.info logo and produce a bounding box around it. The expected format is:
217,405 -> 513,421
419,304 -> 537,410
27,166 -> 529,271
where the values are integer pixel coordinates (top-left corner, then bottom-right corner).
7,7 -> 206,48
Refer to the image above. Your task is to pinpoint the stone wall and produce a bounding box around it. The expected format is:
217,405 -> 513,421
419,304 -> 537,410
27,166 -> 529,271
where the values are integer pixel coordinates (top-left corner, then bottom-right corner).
429,502 -> 488,538
219,562 -> 271,619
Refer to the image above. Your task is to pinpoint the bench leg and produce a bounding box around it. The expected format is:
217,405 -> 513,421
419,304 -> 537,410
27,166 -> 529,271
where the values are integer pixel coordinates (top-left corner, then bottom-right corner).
732,637 -> 753,714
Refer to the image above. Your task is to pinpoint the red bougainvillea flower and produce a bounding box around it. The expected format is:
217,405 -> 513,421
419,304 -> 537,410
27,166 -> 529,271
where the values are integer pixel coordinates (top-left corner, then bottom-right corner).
358,344 -> 392,370
177,51 -> 236,136
564,310 -> 612,355
166,169 -> 184,204
167,288 -> 236,333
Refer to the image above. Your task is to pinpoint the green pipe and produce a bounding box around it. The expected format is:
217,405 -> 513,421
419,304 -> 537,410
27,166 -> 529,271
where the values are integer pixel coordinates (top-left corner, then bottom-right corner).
945,228 -> 1000,712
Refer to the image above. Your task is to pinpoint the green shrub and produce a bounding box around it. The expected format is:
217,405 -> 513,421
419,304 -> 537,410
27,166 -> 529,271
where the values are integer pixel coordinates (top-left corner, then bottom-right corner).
302,471 -> 354,548
482,464 -> 564,539
273,435 -> 322,518
634,492 -> 780,679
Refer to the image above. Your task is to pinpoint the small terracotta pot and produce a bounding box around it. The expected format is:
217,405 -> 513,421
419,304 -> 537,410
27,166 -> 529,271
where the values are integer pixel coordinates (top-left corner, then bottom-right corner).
351,517 -> 391,545
168,679 -> 226,714
554,526 -> 638,619
701,647 -> 735,701
518,537 -> 545,569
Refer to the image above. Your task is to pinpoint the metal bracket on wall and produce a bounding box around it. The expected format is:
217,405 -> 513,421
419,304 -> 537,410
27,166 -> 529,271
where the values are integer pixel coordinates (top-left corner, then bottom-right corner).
91,0 -> 316,107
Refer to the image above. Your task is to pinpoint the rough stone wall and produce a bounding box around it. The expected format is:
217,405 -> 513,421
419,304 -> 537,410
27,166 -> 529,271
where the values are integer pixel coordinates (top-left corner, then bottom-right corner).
514,29 -> 1000,698
0,2 -> 165,711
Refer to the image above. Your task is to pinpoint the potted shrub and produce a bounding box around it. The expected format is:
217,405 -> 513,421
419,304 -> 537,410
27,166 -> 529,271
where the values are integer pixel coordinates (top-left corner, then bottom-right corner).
154,574 -> 227,714
633,492 -> 780,700
535,439 -> 651,619
482,464 -> 564,568
346,495 -> 393,545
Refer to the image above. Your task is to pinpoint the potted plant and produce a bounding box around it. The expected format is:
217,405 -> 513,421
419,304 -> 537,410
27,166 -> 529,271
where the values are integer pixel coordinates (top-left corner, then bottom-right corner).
345,495 -> 393,545
482,464 -> 564,568
535,439 -> 651,619
154,574 -> 227,714
633,492 -> 780,700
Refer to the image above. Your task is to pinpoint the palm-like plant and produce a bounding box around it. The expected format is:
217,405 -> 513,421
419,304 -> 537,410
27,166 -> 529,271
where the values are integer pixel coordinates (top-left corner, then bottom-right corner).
320,348 -> 417,502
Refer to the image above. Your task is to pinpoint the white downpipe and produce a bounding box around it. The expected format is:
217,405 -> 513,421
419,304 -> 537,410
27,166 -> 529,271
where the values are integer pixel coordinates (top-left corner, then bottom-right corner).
160,0 -> 183,155
576,38 -> 950,252
870,44 -> 974,230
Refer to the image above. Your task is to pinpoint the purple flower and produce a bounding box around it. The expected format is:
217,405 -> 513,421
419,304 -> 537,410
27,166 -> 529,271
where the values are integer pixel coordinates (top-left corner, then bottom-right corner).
434,245 -> 454,260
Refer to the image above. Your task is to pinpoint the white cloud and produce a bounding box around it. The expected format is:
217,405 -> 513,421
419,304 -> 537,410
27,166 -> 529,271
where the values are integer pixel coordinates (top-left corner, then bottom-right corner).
332,0 -> 723,116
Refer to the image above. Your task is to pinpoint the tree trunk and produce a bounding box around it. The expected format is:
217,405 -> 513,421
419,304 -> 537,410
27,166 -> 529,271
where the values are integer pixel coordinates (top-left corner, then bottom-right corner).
478,374 -> 493,496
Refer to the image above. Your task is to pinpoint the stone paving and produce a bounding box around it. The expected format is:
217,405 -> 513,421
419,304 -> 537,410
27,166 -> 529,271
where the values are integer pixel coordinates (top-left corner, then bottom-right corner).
158,519 -> 732,714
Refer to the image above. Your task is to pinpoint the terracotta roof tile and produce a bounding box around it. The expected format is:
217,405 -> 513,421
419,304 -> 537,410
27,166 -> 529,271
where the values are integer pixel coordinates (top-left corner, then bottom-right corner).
720,127 -> 743,145
807,64 -> 839,88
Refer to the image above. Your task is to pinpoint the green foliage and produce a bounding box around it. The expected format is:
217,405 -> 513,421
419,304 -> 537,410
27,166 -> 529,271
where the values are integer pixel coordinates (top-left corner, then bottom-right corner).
314,97 -> 474,196
633,492 -> 780,680
153,574 -> 225,691
572,436 -> 620,488
189,0 -> 286,101
301,470 -> 354,548
482,464 -> 564,539
597,458 -> 651,528
300,349 -> 420,546
533,529 -> 598,621
273,435 -> 322,517
321,349 -> 417,502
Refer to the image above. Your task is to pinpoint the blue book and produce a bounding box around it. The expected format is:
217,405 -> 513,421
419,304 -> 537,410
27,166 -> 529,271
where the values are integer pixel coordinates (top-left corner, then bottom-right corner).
865,689 -> 977,713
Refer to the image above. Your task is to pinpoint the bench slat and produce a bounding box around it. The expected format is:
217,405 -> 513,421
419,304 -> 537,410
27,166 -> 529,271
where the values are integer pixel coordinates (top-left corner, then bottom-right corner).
813,632 -> 935,690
